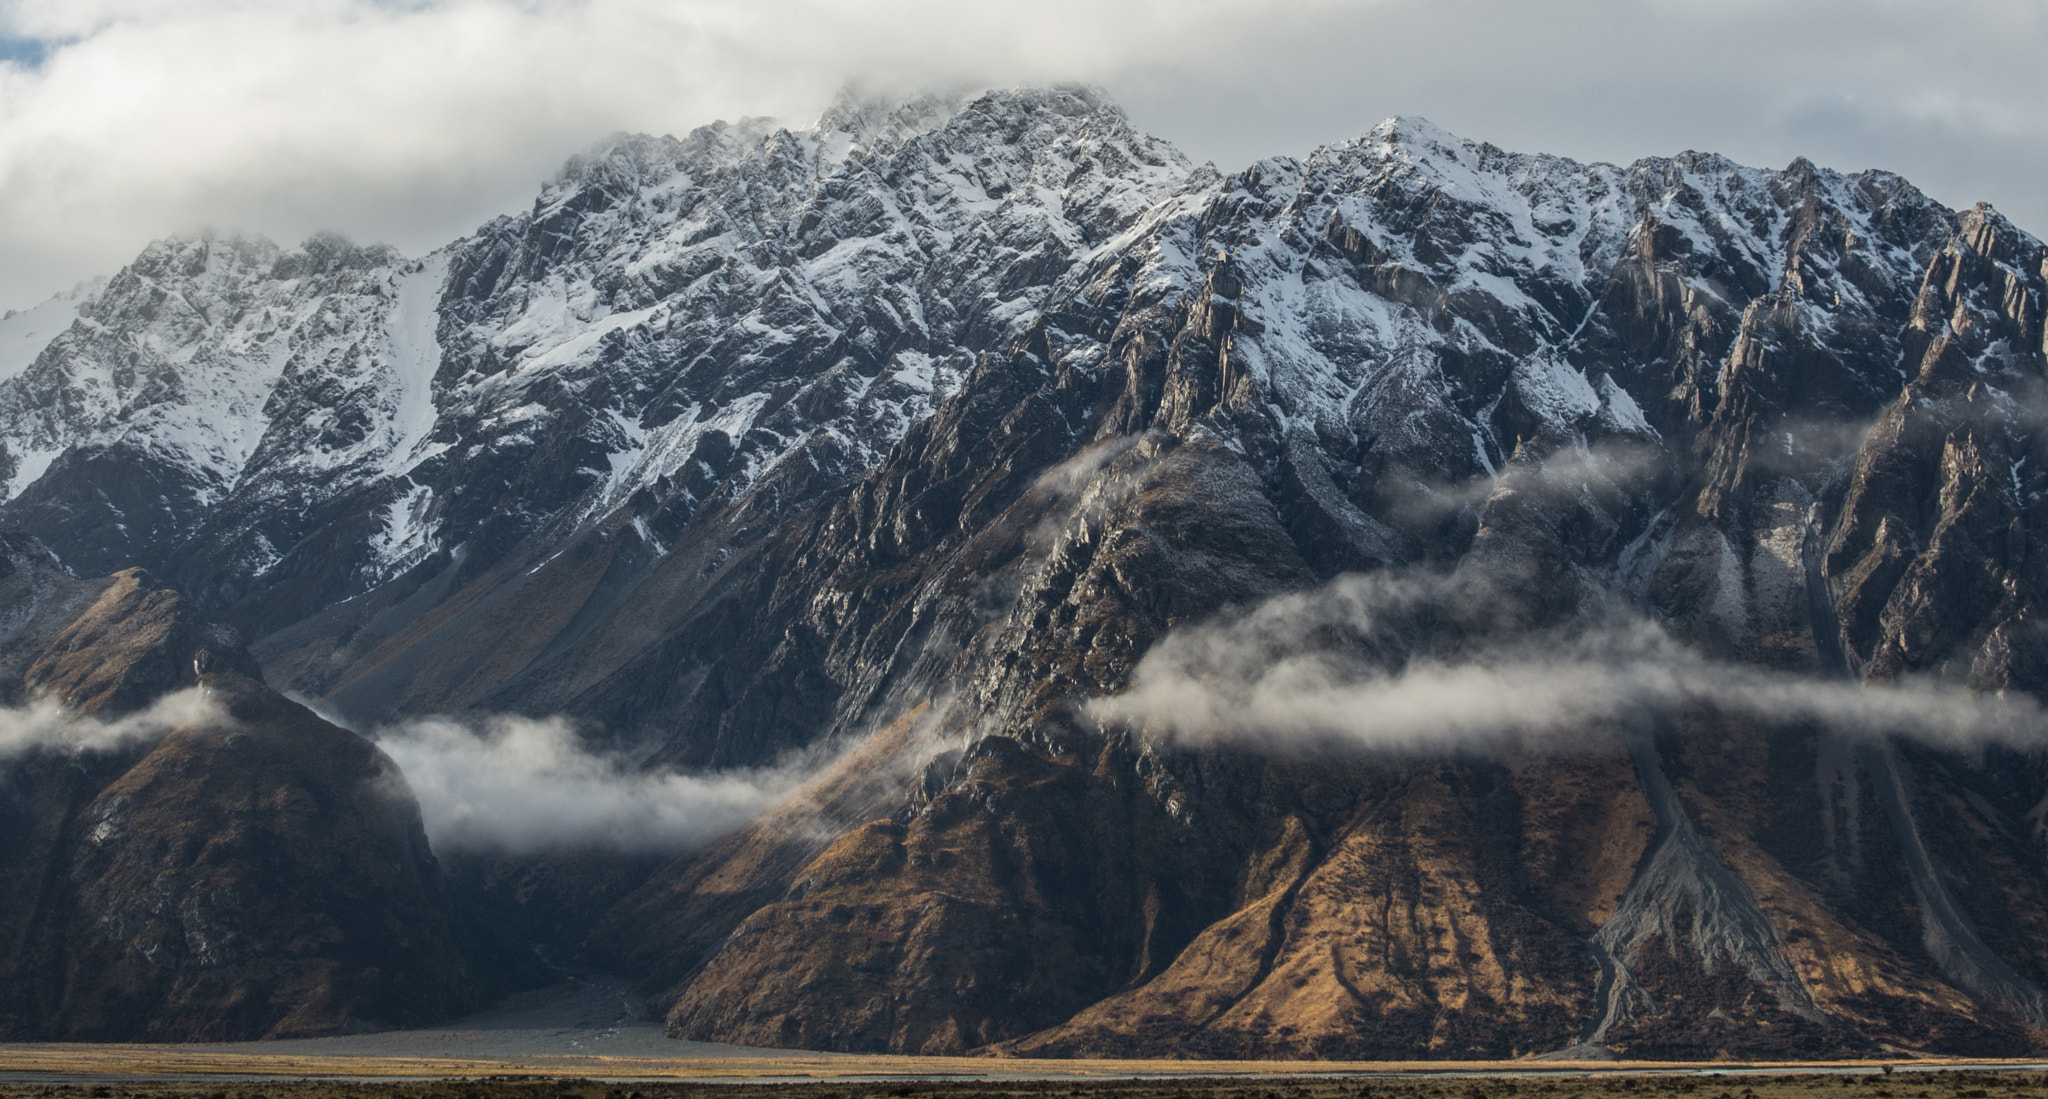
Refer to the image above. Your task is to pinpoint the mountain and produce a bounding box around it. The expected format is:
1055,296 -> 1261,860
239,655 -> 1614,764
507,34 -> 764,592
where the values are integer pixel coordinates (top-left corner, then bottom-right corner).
1,85 -> 2046,1057
0,533 -> 547,1039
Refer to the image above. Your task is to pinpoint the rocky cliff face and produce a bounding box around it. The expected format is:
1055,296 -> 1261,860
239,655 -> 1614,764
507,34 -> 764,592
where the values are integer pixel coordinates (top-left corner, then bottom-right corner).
2,86 -> 2046,1056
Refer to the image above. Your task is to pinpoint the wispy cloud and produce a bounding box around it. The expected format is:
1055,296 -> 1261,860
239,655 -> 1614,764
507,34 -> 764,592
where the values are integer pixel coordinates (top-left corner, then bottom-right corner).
1090,573 -> 2046,755
0,686 -> 222,760
367,712 -> 818,854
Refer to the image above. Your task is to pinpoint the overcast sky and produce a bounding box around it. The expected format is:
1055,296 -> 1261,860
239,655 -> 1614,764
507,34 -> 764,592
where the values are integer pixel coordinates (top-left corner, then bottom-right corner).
1,0 -> 2044,310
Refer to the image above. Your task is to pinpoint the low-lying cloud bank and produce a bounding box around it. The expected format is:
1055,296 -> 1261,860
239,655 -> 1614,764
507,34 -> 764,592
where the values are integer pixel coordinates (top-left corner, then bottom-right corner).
0,687 -> 809,855
1089,574 -> 2046,754
0,687 -> 221,761
369,713 -> 813,855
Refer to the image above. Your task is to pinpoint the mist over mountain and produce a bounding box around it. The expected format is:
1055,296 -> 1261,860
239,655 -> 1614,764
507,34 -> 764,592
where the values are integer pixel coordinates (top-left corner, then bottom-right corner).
2,85 -> 2046,1058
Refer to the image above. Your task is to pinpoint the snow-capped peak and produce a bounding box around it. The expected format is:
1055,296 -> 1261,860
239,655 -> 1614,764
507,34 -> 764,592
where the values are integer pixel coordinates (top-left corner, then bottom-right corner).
0,85 -> 2034,644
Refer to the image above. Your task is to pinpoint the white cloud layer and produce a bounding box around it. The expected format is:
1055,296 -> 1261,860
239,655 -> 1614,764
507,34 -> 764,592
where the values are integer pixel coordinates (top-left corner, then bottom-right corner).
1091,574 -> 2048,755
370,712 -> 811,854
0,687 -> 222,760
0,688 -> 814,853
1,0 -> 2045,309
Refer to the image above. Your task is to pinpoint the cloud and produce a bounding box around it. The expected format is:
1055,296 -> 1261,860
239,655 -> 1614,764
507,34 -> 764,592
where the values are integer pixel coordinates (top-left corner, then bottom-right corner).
2,0 -> 2045,310
0,0 -> 1341,308
1376,437 -> 1668,530
1021,433 -> 1158,547
1114,0 -> 2048,231
368,712 -> 815,854
0,686 -> 845,855
1089,573 -> 2047,755
0,687 -> 223,760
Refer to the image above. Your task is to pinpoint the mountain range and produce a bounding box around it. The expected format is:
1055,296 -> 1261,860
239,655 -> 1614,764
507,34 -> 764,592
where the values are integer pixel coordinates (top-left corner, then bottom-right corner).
1,85 -> 2045,1059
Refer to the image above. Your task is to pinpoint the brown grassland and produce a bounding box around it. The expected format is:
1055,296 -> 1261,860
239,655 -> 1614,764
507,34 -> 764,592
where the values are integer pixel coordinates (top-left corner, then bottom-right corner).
2,1058 -> 2048,1099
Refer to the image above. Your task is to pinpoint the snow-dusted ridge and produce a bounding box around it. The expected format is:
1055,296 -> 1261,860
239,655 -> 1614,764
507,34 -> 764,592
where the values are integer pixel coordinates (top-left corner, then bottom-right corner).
0,86 -> 2035,629
0,86 -> 1193,590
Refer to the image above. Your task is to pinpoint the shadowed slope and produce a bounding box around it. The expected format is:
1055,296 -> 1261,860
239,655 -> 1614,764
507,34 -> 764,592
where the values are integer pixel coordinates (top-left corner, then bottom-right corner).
0,545 -> 546,1040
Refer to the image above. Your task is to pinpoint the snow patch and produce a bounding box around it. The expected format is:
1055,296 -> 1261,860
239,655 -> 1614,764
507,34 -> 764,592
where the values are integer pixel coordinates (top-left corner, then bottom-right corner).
371,481 -> 438,573
383,255 -> 451,475
0,290 -> 86,385
4,444 -> 62,501
1597,375 -> 1657,438
1512,354 -> 1602,425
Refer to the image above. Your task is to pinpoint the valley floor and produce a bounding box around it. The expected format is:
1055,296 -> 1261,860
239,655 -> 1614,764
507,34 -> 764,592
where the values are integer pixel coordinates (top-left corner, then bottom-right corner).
0,1065 -> 2047,1099
7,981 -> 2048,1089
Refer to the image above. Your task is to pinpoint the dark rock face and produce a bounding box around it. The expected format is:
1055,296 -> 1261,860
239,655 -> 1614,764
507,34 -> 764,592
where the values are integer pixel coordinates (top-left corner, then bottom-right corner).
0,548 -> 544,1040
2,89 -> 2047,1056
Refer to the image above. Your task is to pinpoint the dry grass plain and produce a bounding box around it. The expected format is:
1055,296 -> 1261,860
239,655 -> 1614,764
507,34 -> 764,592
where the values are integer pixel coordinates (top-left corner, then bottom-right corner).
4,1048 -> 2048,1099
